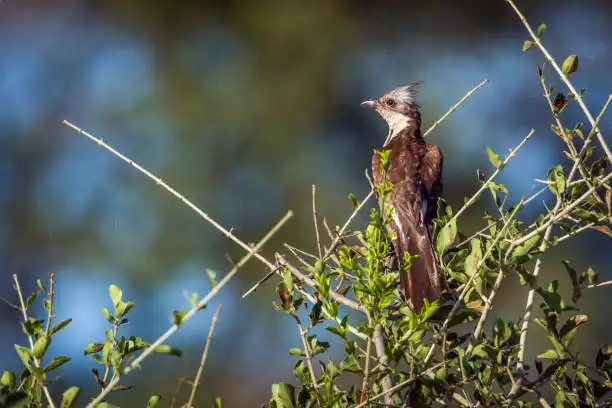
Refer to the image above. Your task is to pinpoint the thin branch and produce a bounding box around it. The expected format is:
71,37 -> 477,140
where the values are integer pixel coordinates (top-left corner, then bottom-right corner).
506,0 -> 612,162
297,321 -> 319,392
276,255 -> 366,314
424,194 -> 526,365
441,129 -> 534,241
86,211 -> 292,408
360,330 -> 373,402
517,207 -> 557,370
312,185 -> 323,259
372,324 -> 394,406
44,274 -> 55,336
538,68 -> 605,206
186,304 -> 222,408
13,275 -> 56,408
511,171 -> 612,247
353,361 -> 446,408
423,78 -> 489,138
63,120 -> 282,272
321,190 -> 375,260
587,279 -> 612,289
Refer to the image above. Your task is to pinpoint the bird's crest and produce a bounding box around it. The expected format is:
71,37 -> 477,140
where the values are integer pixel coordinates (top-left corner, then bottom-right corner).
385,81 -> 422,105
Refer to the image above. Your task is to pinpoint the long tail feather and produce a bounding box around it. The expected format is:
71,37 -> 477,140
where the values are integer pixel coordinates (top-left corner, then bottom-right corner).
393,211 -> 441,313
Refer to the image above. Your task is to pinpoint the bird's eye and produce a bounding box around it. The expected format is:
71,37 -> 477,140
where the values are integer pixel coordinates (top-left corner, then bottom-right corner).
385,98 -> 396,107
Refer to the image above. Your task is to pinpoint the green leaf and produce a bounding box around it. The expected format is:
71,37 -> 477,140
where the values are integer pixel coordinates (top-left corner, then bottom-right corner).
84,343 -> 104,355
289,348 -> 306,357
511,234 -> 541,263
49,318 -> 72,335
154,344 -> 183,357
95,403 -> 120,408
14,345 -> 31,368
486,147 -> 502,168
561,55 -> 579,76
214,397 -> 222,408
271,383 -> 296,408
435,219 -> 457,256
548,165 -> 566,196
205,269 -> 217,289
26,293 -> 37,309
0,371 -> 16,388
101,308 -> 114,324
464,239 -> 482,277
537,349 -> 559,359
44,356 -> 71,373
537,23 -> 547,38
115,301 -> 134,319
522,40 -> 534,52
109,284 -> 123,308
173,309 -> 187,326
61,386 -> 81,408
146,395 -> 161,408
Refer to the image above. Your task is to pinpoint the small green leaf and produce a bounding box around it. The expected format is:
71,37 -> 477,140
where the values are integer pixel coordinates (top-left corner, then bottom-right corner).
95,403 -> 120,408
522,40 -> 534,52
435,219 -> 457,256
44,356 -> 71,373
205,269 -> 217,289
101,308 -> 114,324
561,55 -> 579,76
537,23 -> 547,38
214,397 -> 222,408
271,383 -> 295,408
154,344 -> 182,357
26,293 -> 37,309
289,348 -> 305,357
173,309 -> 187,326
537,349 -> 559,359
84,343 -> 104,355
50,318 -> 73,335
511,234 -> 541,263
486,147 -> 502,168
147,395 -> 161,408
32,335 -> 50,359
109,284 -> 123,308
0,371 -> 16,388
61,386 -> 81,408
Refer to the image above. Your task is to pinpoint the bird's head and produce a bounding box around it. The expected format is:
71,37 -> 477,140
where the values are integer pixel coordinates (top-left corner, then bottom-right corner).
361,82 -> 422,145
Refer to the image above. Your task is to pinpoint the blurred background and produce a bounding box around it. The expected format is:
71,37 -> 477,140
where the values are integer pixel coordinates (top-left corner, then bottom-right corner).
1,0 -> 611,406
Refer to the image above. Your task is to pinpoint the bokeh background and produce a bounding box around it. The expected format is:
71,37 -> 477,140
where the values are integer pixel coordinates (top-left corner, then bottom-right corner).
1,0 -> 611,406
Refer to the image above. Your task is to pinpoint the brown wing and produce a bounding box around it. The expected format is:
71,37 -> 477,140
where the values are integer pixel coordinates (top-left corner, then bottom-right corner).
421,144 -> 443,231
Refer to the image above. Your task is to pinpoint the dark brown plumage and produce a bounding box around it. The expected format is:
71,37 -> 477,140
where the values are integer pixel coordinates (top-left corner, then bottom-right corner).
362,83 -> 443,313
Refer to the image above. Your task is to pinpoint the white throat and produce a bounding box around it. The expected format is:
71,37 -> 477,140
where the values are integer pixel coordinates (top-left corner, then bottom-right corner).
382,111 -> 412,146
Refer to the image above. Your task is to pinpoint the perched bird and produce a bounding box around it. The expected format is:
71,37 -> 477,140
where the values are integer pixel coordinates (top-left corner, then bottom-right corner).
361,83 -> 443,313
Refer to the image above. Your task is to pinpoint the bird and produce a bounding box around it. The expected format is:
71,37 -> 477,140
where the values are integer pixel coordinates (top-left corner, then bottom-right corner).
361,82 -> 443,313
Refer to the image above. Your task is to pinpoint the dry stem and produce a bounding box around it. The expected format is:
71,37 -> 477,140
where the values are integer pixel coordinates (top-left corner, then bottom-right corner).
185,304 -> 222,408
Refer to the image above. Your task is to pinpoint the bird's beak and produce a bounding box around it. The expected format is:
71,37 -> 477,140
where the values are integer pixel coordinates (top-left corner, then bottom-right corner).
360,100 -> 378,109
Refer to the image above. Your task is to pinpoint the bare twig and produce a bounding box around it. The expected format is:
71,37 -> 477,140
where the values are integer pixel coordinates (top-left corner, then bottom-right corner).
86,212 -> 292,408
506,0 -> 612,162
44,274 -> 55,335
440,129 -> 534,239
297,321 -> 319,392
312,185 -> 323,259
360,330 -> 373,402
353,361 -> 446,408
63,120 -> 284,272
423,78 -> 489,138
13,275 -> 56,408
425,194 -> 526,365
511,171 -> 612,247
587,279 -> 612,289
276,255 -> 366,314
372,324 -> 394,405
186,304 -> 222,408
